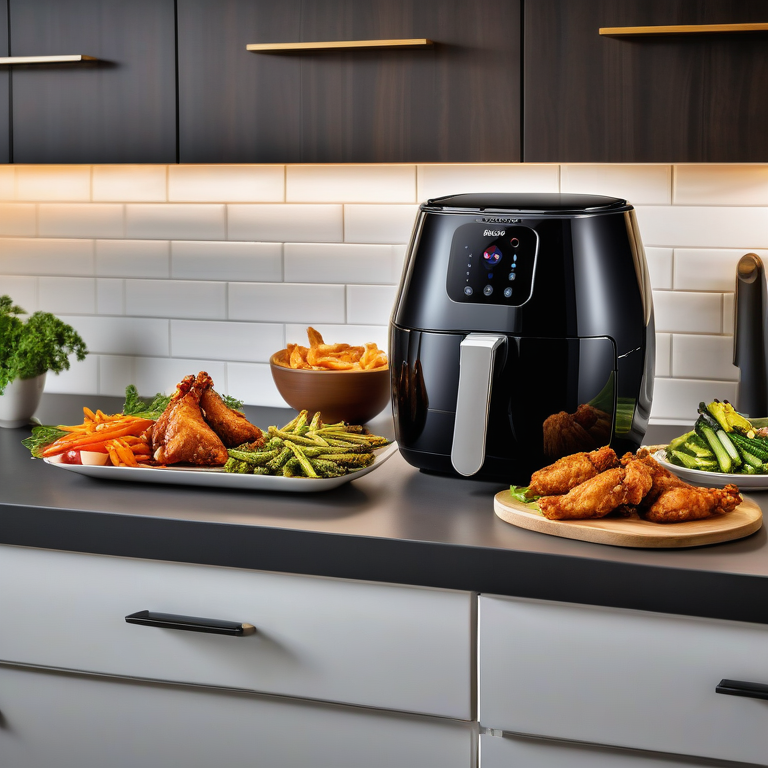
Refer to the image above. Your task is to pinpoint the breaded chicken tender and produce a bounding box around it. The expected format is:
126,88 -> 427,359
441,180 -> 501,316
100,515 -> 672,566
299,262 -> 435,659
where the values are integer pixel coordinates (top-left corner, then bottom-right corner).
538,459 -> 653,520
643,483 -> 742,523
529,446 -> 619,497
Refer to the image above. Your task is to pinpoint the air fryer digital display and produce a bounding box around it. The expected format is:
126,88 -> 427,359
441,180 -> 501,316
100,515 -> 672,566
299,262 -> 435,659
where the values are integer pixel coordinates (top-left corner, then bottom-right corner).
446,223 -> 538,305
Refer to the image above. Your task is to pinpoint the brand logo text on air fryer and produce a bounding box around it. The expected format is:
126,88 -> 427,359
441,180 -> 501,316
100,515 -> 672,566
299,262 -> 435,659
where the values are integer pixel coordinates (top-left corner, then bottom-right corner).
483,229 -> 506,237
482,217 -> 521,224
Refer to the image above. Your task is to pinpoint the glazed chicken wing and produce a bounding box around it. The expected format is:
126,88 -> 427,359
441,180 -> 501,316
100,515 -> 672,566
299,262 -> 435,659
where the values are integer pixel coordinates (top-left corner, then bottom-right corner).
200,387 -> 265,448
642,483 -> 742,524
152,372 -> 229,465
529,446 -> 620,497
538,459 -> 652,520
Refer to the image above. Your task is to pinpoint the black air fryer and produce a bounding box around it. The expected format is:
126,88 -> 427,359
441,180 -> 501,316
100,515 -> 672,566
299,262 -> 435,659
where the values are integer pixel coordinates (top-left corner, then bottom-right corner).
390,193 -> 654,483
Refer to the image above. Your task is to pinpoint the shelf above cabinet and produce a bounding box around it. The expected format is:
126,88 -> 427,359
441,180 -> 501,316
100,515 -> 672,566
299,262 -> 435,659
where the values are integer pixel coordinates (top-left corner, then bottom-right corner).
0,54 -> 97,64
600,22 -> 768,36
247,38 -> 433,53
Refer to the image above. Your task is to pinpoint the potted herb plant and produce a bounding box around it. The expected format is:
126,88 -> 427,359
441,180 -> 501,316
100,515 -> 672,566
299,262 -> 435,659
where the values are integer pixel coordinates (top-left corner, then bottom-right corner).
0,295 -> 88,428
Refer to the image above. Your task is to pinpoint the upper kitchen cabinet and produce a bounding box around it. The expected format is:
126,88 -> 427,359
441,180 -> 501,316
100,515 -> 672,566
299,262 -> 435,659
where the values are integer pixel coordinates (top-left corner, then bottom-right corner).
8,0 -> 176,164
524,0 -> 768,162
177,0 -> 521,163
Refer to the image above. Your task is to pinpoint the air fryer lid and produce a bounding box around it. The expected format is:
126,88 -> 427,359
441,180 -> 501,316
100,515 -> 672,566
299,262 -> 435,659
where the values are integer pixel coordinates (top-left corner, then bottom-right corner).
424,192 -> 629,215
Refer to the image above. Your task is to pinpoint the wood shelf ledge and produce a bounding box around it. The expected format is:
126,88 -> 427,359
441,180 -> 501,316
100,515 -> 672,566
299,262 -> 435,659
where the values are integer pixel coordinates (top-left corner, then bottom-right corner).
600,22 -> 768,37
247,39 -> 433,53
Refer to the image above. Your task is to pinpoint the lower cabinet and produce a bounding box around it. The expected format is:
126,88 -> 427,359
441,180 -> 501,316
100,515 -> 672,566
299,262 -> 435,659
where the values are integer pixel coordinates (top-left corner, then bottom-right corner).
0,544 -> 475,767
0,664 -> 474,768
480,733 -> 728,768
479,595 -> 768,766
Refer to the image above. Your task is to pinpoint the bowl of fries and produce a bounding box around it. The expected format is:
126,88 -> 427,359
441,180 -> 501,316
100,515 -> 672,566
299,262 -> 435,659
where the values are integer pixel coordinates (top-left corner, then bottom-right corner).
270,327 -> 390,424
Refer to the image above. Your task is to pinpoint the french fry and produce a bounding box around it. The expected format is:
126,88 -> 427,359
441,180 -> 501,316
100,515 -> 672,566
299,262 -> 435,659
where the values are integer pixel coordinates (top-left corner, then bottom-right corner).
274,328 -> 388,371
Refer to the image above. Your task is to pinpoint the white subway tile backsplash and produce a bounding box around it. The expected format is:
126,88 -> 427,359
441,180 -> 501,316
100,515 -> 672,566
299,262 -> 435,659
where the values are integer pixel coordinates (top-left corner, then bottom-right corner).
38,277 -> 96,315
0,167 -> 15,200
635,205 -> 768,248
346,285 -> 397,325
653,290 -> 722,334
0,204 -> 36,236
98,355 -> 135,396
287,165 -> 416,203
96,240 -> 170,278
284,243 -> 399,284
171,241 -> 282,282
171,320 -> 283,363
169,165 -> 284,202
68,316 -> 170,357
562,165 -> 672,204
417,164 -> 559,201
2,162 -> 762,419
92,166 -> 167,202
0,276 -> 36,310
285,323 -> 388,350
96,278 -> 124,315
723,293 -> 735,335
227,362 -> 285,407
38,203 -> 124,239
125,279 -> 227,320
673,248 -> 764,291
645,247 -> 673,290
674,165 -> 768,206
16,166 -> 91,201
650,378 -> 738,423
0,238 -> 94,275
125,204 -> 226,240
43,354 -> 99,395
655,332 -> 671,377
671,334 -> 739,381
228,204 -> 343,243
132,357 -> 228,397
344,205 -> 418,244
230,282 -> 346,324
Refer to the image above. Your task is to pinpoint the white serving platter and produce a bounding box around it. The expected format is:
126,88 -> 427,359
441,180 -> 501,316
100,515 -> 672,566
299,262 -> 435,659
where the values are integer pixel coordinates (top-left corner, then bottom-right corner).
653,448 -> 768,491
44,442 -> 398,493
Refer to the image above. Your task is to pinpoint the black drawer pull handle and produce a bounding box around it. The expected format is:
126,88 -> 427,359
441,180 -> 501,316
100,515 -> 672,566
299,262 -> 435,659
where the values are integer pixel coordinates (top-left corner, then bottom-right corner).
125,610 -> 255,637
716,679 -> 768,701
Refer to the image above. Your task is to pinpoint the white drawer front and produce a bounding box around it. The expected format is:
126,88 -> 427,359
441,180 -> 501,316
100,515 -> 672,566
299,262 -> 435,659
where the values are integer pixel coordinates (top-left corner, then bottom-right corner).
479,595 -> 768,765
480,734 -> 719,768
0,545 -> 473,719
0,664 -> 475,768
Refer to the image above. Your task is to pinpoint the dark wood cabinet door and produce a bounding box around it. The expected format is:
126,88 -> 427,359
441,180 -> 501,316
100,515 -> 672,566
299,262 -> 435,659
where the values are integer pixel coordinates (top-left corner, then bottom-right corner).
10,0 -> 176,164
178,0 -> 521,163
524,0 -> 768,162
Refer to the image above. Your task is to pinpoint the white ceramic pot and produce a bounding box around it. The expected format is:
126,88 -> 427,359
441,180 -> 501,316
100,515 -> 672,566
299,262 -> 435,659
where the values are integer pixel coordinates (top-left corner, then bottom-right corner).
0,372 -> 46,428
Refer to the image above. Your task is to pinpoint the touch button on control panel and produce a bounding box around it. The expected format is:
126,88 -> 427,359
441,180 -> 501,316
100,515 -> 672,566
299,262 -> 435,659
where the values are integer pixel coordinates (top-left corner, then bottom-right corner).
446,223 -> 538,306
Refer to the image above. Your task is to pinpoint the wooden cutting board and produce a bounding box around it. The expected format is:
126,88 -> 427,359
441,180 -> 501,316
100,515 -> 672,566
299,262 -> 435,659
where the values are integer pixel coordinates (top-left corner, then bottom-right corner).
494,491 -> 763,548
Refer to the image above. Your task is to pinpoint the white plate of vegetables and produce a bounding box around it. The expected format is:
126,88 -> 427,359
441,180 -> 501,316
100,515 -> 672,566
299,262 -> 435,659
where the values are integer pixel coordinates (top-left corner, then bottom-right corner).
654,400 -> 768,490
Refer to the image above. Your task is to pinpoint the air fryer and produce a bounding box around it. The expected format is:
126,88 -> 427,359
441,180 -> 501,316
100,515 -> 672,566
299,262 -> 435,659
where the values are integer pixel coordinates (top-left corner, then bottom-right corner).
389,193 -> 654,483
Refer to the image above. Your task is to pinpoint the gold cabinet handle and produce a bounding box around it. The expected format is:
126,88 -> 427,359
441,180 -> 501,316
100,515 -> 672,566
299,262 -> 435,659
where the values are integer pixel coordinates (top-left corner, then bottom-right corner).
600,22 -> 768,37
247,38 -> 433,53
0,55 -> 98,64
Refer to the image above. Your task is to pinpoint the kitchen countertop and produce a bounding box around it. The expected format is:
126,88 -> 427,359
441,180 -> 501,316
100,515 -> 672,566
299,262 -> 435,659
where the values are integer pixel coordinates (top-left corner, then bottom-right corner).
2,395 -> 768,625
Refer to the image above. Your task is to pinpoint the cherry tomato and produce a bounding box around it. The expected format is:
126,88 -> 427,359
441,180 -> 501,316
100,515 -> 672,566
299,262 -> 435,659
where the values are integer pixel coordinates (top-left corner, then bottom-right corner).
60,450 -> 82,465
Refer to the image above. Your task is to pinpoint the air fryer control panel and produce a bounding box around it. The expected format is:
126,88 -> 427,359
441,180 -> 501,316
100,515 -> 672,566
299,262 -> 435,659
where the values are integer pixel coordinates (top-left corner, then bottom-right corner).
445,223 -> 538,305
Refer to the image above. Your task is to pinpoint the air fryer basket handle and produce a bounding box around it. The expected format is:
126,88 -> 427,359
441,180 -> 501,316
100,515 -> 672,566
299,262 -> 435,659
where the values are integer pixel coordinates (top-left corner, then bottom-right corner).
451,334 -> 506,476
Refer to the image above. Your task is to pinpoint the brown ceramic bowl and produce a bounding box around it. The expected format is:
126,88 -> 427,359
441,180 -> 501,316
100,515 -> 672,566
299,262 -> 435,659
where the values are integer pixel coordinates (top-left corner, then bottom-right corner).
270,354 -> 391,424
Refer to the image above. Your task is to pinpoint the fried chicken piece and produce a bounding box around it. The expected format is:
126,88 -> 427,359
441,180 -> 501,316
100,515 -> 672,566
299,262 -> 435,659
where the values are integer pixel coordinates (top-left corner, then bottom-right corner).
529,446 -> 620,497
538,460 -> 653,520
542,411 -> 596,457
200,387 -> 265,448
152,372 -> 229,466
621,450 -> 743,523
643,483 -> 742,523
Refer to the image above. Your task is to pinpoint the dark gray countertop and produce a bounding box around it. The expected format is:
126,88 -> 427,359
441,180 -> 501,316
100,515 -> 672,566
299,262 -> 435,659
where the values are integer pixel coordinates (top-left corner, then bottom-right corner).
3,395 -> 768,625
